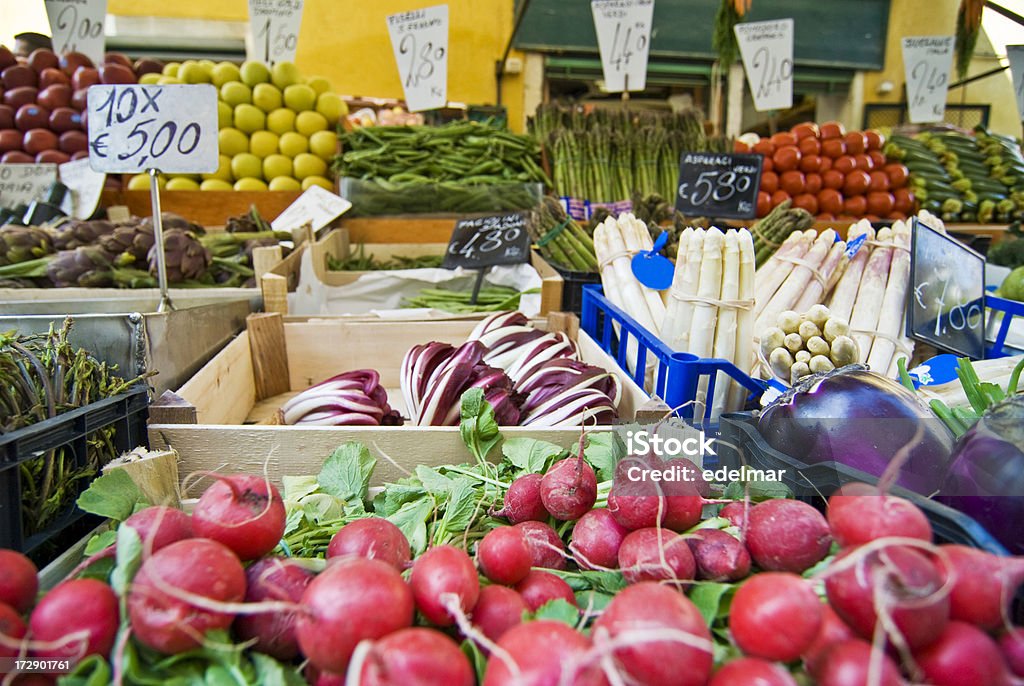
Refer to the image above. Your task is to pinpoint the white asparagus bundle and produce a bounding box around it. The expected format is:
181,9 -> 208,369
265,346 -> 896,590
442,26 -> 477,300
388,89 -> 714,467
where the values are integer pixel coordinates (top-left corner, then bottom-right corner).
848,226 -> 894,364
621,213 -> 668,327
827,221 -> 876,323
662,228 -> 706,351
594,217 -> 660,335
868,220 -> 913,373
793,238 -> 849,313
753,229 -> 837,334
916,354 -> 1024,407
753,230 -> 816,321
688,227 -> 725,420
727,229 -> 757,411
710,231 -> 740,419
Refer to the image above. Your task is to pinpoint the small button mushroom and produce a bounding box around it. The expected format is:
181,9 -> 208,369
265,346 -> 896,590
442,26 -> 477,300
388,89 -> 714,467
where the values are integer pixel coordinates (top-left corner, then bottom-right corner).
798,320 -> 822,342
806,304 -> 831,328
760,327 -> 786,359
806,336 -> 830,357
822,317 -> 850,343
795,349 -> 812,363
809,355 -> 835,374
769,347 -> 794,380
784,332 -> 804,354
790,361 -> 811,384
829,335 -> 859,367
777,310 -> 802,335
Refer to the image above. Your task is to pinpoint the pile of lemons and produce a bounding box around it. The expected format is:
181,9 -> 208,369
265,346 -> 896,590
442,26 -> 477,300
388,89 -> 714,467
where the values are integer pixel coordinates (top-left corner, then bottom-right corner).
128,59 -> 347,192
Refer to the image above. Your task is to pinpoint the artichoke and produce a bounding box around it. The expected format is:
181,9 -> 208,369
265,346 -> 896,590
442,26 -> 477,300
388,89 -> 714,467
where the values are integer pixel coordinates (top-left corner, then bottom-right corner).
0,225 -> 53,266
45,246 -> 114,287
47,219 -> 117,250
98,220 -> 154,267
149,229 -> 211,282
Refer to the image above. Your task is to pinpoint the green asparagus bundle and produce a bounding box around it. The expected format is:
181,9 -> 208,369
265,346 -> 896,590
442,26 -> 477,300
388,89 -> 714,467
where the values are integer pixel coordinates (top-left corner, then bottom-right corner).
750,200 -> 815,267
529,196 -> 598,273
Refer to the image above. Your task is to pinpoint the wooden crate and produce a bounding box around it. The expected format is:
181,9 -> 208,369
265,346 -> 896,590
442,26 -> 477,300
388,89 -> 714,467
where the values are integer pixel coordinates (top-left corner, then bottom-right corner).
101,189 -> 303,228
149,313 -> 664,486
260,228 -> 564,316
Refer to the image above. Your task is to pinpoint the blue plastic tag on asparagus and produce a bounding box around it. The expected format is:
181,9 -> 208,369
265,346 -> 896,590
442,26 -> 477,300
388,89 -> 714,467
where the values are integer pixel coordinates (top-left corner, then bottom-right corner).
844,232 -> 868,259
631,231 -> 674,290
909,354 -> 960,388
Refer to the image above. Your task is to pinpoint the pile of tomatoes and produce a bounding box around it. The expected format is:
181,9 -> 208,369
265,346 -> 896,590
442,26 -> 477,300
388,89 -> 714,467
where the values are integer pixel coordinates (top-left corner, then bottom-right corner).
737,121 -> 915,221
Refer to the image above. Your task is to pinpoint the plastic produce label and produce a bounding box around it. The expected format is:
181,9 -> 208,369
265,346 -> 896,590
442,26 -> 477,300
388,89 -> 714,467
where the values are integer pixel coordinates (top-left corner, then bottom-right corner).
45,0 -> 108,67
735,18 -> 794,112
248,0 -> 303,65
387,5 -> 449,112
902,36 -> 954,124
591,0 -> 655,93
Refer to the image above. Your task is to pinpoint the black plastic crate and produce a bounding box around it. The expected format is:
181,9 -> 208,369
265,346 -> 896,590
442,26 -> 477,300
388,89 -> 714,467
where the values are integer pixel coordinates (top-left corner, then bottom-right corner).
0,387 -> 149,557
553,266 -> 602,317
717,413 -> 1008,555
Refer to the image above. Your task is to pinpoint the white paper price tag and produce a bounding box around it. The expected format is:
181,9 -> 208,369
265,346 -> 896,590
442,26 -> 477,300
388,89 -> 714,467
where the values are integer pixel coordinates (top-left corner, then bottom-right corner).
59,158 -> 106,219
735,19 -> 794,112
1007,45 -> 1024,118
45,0 -> 108,67
387,5 -> 449,112
271,185 -> 351,234
87,84 -> 219,174
591,0 -> 654,93
0,164 -> 58,207
248,0 -> 303,65
902,36 -> 954,124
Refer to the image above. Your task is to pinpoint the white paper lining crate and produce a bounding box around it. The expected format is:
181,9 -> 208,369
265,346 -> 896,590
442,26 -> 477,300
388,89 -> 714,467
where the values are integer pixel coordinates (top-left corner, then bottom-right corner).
149,313 -> 658,487
259,227 -> 564,317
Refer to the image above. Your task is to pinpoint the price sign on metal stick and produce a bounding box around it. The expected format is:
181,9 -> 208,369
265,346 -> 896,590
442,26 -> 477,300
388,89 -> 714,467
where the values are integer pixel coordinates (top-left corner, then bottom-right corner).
735,19 -> 794,112
248,0 -> 303,65
1007,44 -> 1024,118
902,36 -> 954,124
675,152 -> 763,220
443,212 -> 530,270
591,0 -> 654,93
45,0 -> 107,67
387,5 -> 449,112
87,84 -> 218,312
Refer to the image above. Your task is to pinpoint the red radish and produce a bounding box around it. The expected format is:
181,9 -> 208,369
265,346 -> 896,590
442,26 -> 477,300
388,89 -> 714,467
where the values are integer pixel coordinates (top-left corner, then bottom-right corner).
708,657 -> 798,686
123,506 -> 194,554
29,579 -> 118,661
914,621 -> 1009,686
493,474 -> 548,523
296,556 -> 413,674
826,487 -> 932,547
514,570 -> 577,611
0,550 -> 38,613
515,521 -> 568,570
540,457 -> 597,521
729,572 -> 822,661
746,498 -> 831,573
326,517 -> 411,570
233,557 -> 313,660
128,539 -> 245,654
815,639 -> 904,686
607,478 -> 664,530
191,474 -> 286,561
410,545 -> 480,627
478,526 -> 533,585
570,508 -> 629,570
802,604 -> 856,676
470,585 -> 528,642
592,582 -> 712,686
618,528 -> 696,585
482,620 -> 605,686
0,602 -> 27,658
999,628 -> 1024,677
306,666 -> 345,686
825,545 -> 949,650
686,529 -> 751,581
719,501 -> 749,529
940,544 -> 1024,631
660,465 -> 706,531
356,627 -> 474,686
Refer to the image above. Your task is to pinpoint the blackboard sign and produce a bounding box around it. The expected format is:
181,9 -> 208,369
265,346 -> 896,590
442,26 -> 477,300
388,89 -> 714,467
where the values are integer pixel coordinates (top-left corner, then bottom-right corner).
907,218 -> 986,359
443,212 -> 530,270
675,152 -> 763,220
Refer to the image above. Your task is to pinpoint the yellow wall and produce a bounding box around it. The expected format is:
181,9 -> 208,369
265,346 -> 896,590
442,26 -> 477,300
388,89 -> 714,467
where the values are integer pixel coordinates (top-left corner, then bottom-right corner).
107,0 -> 527,131
863,0 -> 1019,136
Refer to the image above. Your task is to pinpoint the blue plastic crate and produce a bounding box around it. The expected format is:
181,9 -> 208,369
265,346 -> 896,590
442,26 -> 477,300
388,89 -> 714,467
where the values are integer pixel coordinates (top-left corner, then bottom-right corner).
580,284 -> 768,422
986,293 -> 1024,358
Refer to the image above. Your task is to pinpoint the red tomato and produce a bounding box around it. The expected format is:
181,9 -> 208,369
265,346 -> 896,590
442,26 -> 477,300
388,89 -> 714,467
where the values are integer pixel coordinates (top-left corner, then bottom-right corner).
762,156 -> 774,173
844,131 -> 867,155
818,156 -> 833,172
893,187 -> 916,214
753,139 -> 775,157
822,169 -> 845,190
756,190 -> 772,217
865,214 -> 881,222
834,156 -> 856,174
773,145 -> 802,173
816,212 -> 836,222
760,170 -> 779,194
817,188 -> 844,215
805,173 -> 823,195
791,122 -> 820,141
843,195 -> 867,216
792,193 -> 819,215
865,130 -> 885,150
734,139 -> 752,153
843,169 -> 871,196
866,191 -> 896,217
821,138 -> 847,159
780,170 -> 806,196
770,190 -> 791,206
889,211 -> 908,220
885,163 -> 910,189
820,121 -> 846,140
770,132 -> 798,149
853,153 -> 874,171
799,154 -> 821,174
868,170 -> 890,192
798,137 -> 821,156
868,150 -> 887,168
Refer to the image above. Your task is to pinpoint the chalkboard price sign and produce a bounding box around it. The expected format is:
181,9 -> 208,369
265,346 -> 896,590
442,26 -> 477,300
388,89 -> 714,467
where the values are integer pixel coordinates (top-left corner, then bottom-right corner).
443,212 -> 530,270
675,152 -> 763,220
907,217 -> 986,359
